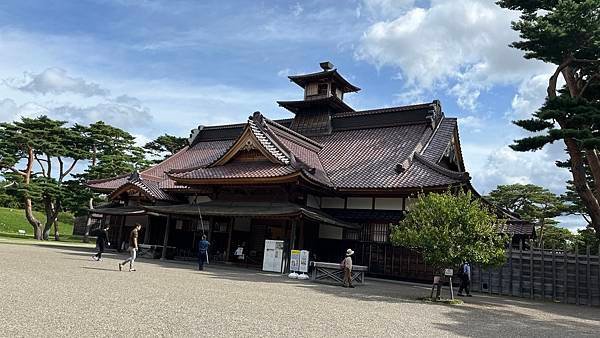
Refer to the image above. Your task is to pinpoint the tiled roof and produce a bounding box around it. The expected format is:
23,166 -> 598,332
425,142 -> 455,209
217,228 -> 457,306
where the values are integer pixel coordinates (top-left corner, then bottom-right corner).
421,118 -> 457,163
169,161 -> 298,181
105,172 -> 176,201
313,124 -> 437,189
90,102 -> 470,193
498,221 -> 536,236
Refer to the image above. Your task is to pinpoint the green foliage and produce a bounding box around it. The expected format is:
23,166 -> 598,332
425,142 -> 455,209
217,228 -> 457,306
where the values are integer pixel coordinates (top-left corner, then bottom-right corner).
0,207 -> 73,235
486,184 -> 565,224
144,134 -> 187,163
498,0 -> 600,64
390,191 -> 508,270
542,224 -> 575,250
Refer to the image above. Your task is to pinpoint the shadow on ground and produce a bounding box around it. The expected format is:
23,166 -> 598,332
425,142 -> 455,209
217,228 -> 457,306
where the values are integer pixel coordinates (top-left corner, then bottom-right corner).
68,246 -> 600,336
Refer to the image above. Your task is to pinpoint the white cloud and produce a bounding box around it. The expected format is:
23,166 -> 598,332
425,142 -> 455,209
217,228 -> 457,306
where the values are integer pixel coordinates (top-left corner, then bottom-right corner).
470,143 -> 570,195
458,115 -> 484,133
51,101 -> 152,130
4,68 -> 110,97
508,73 -> 551,120
356,0 -> 554,110
0,98 -> 50,122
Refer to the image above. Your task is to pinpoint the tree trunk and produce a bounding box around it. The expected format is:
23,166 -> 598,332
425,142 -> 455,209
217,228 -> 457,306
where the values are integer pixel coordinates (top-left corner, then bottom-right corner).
562,137 -> 600,239
53,220 -> 60,241
83,197 -> 94,243
24,198 -> 42,240
43,199 -> 61,241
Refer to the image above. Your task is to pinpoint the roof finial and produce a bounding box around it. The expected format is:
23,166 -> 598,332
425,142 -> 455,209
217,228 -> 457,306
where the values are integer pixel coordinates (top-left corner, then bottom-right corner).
320,61 -> 334,71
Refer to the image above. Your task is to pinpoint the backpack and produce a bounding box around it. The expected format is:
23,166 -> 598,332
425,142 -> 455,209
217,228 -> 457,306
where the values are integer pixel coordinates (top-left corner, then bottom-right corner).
340,257 -> 346,269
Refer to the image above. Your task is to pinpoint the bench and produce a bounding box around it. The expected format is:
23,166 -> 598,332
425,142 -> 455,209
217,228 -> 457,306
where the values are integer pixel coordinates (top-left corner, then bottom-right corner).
17,230 -> 26,236
311,261 -> 368,284
137,244 -> 176,259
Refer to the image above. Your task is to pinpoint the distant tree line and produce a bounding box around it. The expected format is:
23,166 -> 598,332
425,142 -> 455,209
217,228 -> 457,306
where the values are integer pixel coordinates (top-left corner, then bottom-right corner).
0,115 -> 186,240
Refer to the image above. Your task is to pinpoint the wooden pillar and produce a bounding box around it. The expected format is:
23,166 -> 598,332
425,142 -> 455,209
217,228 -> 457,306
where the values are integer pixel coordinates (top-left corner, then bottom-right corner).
143,216 -> 151,244
290,219 -> 298,250
298,220 -> 304,249
225,217 -> 234,261
161,214 -> 171,260
117,215 -> 126,252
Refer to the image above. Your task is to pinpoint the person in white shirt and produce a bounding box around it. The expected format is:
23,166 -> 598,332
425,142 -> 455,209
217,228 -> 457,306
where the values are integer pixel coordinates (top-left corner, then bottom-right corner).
342,248 -> 354,288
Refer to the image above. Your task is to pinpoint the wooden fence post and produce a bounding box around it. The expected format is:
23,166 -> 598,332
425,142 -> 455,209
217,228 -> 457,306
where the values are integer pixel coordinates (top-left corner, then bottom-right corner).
563,248 -> 568,303
530,245 -> 534,299
552,244 -> 556,302
541,242 -> 545,300
575,244 -> 580,305
519,241 -> 523,298
509,244 -> 513,296
586,246 -> 591,306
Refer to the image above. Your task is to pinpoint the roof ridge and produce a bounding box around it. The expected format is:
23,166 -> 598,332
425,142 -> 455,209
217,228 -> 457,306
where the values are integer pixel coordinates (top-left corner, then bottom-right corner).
333,102 -> 436,118
413,153 -> 469,181
263,117 -> 324,150
87,173 -> 130,184
420,116 -> 445,155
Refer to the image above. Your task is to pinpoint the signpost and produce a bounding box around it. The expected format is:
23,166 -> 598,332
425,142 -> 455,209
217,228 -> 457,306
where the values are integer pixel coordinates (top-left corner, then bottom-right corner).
445,268 -> 455,300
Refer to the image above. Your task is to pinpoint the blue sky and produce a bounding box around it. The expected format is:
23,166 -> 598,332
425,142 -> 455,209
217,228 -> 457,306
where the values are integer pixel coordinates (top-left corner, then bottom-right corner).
0,0 -> 584,229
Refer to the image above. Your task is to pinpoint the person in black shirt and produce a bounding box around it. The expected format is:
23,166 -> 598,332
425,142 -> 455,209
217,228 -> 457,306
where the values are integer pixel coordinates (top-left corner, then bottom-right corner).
92,225 -> 110,261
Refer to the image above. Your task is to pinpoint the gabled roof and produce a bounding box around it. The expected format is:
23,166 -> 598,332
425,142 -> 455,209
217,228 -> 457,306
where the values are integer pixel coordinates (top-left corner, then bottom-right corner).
90,101 -> 471,195
288,69 -> 360,92
168,112 -> 333,187
105,172 -> 176,202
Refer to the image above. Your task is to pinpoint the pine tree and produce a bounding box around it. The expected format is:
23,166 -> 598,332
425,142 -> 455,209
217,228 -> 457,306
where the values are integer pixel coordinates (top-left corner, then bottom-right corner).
498,0 -> 600,238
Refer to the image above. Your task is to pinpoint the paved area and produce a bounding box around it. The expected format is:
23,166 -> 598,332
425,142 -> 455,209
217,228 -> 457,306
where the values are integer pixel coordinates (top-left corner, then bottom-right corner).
1,243 -> 599,337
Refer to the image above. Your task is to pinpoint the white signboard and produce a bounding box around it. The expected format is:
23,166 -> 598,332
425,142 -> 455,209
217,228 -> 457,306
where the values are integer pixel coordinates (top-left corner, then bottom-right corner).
299,250 -> 310,273
444,268 -> 454,277
290,250 -> 300,271
262,240 -> 285,273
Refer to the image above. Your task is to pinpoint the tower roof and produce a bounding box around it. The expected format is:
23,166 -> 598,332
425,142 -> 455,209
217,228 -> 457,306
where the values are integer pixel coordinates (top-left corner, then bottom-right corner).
288,68 -> 360,93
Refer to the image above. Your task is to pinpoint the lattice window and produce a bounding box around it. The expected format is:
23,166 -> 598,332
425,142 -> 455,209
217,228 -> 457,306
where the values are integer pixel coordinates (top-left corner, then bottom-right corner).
360,223 -> 390,243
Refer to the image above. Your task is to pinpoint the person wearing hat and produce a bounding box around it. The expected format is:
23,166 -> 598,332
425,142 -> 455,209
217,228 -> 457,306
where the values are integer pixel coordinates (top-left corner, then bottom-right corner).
342,248 -> 355,288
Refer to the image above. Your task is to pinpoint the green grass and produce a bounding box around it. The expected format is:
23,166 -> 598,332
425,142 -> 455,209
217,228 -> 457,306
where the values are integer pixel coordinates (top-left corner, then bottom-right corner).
0,207 -> 76,241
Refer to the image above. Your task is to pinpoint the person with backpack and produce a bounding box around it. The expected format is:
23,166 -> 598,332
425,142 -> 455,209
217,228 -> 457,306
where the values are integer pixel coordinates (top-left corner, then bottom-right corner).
341,248 -> 355,288
457,262 -> 472,297
91,224 -> 110,261
197,235 -> 210,271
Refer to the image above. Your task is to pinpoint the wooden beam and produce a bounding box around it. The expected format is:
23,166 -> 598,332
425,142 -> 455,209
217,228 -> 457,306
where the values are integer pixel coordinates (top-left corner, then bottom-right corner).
117,215 -> 126,252
225,217 -> 233,261
161,214 -> 171,260
143,217 -> 151,244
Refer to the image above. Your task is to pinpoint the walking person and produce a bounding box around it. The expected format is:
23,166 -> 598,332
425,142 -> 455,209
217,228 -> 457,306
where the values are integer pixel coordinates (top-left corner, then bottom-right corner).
91,225 -> 110,261
119,223 -> 141,272
341,248 -> 354,288
197,235 -> 210,271
457,262 -> 472,297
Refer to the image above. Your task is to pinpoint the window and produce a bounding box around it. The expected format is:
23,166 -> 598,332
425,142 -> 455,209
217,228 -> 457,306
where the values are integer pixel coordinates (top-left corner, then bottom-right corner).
317,83 -> 328,96
346,197 -> 372,209
361,223 -> 390,243
321,197 -> 345,209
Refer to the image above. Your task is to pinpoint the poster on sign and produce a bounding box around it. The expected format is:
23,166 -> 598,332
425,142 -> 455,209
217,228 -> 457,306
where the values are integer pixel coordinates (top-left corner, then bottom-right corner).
290,250 -> 300,271
299,250 -> 309,272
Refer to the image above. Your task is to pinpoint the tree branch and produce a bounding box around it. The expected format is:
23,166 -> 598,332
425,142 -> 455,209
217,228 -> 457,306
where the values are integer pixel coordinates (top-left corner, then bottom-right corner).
34,154 -> 47,177
577,73 -> 600,98
548,56 -> 574,98
59,158 -> 78,182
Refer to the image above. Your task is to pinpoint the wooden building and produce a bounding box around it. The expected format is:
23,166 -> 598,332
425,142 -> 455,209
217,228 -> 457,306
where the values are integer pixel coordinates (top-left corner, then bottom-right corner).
87,62 -> 533,281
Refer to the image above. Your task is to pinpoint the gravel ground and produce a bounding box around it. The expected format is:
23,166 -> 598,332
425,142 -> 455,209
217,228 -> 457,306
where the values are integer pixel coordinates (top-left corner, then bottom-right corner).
1,243 -> 599,337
